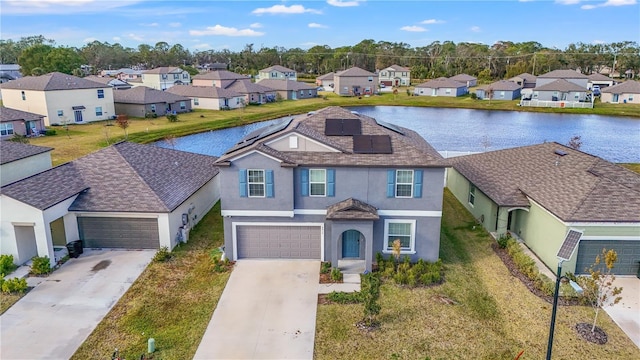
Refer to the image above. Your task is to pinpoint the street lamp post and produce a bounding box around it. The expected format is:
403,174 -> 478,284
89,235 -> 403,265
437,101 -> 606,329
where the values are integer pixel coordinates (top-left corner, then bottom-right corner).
546,261 -> 564,360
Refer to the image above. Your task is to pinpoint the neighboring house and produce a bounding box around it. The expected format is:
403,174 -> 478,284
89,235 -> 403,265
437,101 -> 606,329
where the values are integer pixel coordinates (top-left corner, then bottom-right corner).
166,85 -> 246,110
192,70 -> 250,88
193,70 -> 276,104
446,142 -> 640,276
536,69 -> 589,89
378,65 -> 411,87
257,65 -> 297,82
257,79 -> 318,100
413,78 -> 467,97
140,67 -> 191,90
0,106 -> 46,139
115,68 -> 143,81
449,74 -> 477,88
113,86 -> 191,117
214,106 -> 447,271
600,80 -> 640,104
0,142 -> 220,267
333,67 -> 378,96
316,72 -> 335,88
588,72 -> 616,89
0,141 -> 52,186
508,72 -> 537,98
530,79 -> 588,103
84,75 -> 132,90
200,63 -> 228,71
475,80 -> 521,100
0,72 -> 115,126
0,64 -> 21,84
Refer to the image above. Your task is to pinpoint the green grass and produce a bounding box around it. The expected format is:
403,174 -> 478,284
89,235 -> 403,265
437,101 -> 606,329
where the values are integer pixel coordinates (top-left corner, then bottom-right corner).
28,92 -> 640,165
0,291 -> 25,314
70,201 -> 229,360
313,190 -> 640,360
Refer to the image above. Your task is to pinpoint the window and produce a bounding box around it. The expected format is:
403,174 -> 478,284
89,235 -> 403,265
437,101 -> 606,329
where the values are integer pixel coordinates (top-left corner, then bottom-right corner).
384,220 -> 416,253
57,110 -> 64,117
309,169 -> 326,196
445,89 -> 452,94
180,101 -> 186,110
300,90 -> 304,96
402,72 -> 408,76
468,184 -> 476,206
194,98 -> 199,105
97,89 -> 104,99
162,74 -> 168,79
150,104 -> 156,112
499,91 -> 505,98
308,90 -> 312,96
395,170 -> 413,198
21,91 -> 26,100
95,106 -> 103,116
182,73 -> 188,79
173,74 -> 179,79
368,76 -> 373,82
575,93 -> 580,100
0,123 -> 14,136
387,169 -> 422,198
248,169 -> 265,197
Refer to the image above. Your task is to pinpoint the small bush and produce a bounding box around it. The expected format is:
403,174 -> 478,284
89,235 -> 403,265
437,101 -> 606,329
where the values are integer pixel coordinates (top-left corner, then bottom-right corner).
326,291 -> 362,304
166,114 -> 179,122
153,246 -> 172,262
330,267 -> 343,282
44,129 -> 57,136
0,254 -> 17,275
210,247 -> 223,263
145,112 -> 158,119
496,233 -> 511,249
470,93 -> 478,100
320,261 -> 332,274
9,134 -> 29,143
30,256 -> 52,275
0,276 -> 28,294
213,258 -> 232,273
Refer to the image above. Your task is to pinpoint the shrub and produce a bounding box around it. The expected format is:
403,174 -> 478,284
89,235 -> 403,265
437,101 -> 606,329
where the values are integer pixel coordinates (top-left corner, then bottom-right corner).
153,246 -> 172,262
320,261 -> 332,274
0,254 -> 17,275
496,233 -> 511,249
9,134 -> 29,143
361,272 -> 381,326
145,112 -> 158,119
0,276 -> 28,294
213,258 -> 232,273
166,114 -> 179,122
30,256 -> 52,275
326,291 -> 362,304
470,93 -> 478,100
44,129 -> 57,136
330,267 -> 343,282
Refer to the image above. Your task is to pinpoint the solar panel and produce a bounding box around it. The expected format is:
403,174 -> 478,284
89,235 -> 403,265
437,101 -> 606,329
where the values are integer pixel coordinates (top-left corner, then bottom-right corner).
325,118 -> 361,136
372,135 -> 392,153
325,119 -> 343,135
232,118 -> 293,151
353,135 -> 392,154
556,229 -> 582,261
342,119 -> 362,135
375,119 -> 405,135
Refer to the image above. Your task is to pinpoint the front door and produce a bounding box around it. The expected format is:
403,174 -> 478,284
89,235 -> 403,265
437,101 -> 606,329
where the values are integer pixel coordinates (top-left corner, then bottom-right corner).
342,230 -> 360,258
613,94 -> 619,103
74,110 -> 83,123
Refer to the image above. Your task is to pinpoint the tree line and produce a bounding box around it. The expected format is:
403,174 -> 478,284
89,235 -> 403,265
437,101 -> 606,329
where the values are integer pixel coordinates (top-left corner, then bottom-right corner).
1,35 -> 638,81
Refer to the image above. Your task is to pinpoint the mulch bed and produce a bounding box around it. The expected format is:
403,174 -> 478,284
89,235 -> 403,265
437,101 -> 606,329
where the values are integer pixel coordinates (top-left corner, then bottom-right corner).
319,272 -> 342,284
575,322 -> 608,344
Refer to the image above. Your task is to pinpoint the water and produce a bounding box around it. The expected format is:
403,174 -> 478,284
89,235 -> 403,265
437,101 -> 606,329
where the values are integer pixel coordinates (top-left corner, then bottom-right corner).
155,106 -> 640,163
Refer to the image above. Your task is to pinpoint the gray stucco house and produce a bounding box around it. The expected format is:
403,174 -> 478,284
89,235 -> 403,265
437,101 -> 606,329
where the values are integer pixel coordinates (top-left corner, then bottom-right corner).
475,80 -> 521,100
258,79 -> 318,100
215,106 -> 447,271
414,78 -> 467,97
113,86 -> 192,117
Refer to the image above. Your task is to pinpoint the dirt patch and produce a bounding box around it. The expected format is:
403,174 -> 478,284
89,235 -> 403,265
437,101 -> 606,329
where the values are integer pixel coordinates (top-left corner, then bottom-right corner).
575,322 -> 608,345
318,294 -> 331,305
91,260 -> 111,272
319,272 -> 342,284
355,320 -> 380,332
433,294 -> 458,305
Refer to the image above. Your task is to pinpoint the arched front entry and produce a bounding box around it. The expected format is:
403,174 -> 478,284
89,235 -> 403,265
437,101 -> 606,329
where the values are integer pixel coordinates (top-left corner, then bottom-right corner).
341,229 -> 363,258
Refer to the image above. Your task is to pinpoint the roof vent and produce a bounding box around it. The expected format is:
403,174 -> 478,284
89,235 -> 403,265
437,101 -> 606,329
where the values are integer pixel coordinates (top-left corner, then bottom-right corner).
554,149 -> 567,156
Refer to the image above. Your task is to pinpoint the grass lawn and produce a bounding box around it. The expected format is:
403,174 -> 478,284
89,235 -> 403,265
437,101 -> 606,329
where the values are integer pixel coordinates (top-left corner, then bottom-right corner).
70,201 -> 229,360
0,292 -> 25,314
27,91 -> 640,166
314,190 -> 640,360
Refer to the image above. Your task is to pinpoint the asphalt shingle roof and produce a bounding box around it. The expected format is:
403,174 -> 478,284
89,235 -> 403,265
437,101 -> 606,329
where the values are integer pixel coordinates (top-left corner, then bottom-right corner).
143,67 -> 182,74
0,141 -> 52,165
260,65 -> 295,73
478,80 -> 521,91
217,106 -> 446,168
166,85 -> 242,98
446,142 -> 640,222
1,72 -> 107,91
317,72 -> 335,80
509,73 -> 537,83
257,79 -> 316,91
326,198 -> 379,220
588,73 -> 613,81
384,65 -> 410,72
534,79 -> 586,92
336,67 -> 377,77
415,78 -> 466,89
0,106 -> 44,123
113,86 -> 190,104
1,142 -> 219,212
601,80 -> 640,94
225,79 -> 274,94
538,69 -> 588,79
194,70 -> 249,81
450,74 -> 476,82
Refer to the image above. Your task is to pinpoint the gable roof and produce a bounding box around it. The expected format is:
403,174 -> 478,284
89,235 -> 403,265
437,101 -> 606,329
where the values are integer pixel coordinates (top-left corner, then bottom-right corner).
601,80 -> 640,94
510,73 -> 537,83
84,75 -> 131,87
383,64 -> 410,72
0,141 -> 52,165
336,67 -> 377,77
217,106 -> 445,168
225,79 -> 274,94
1,142 -> 219,212
0,106 -> 44,123
538,69 -> 589,79
166,85 -> 242,99
143,67 -> 183,74
326,198 -> 379,220
1,72 -> 108,91
447,142 -> 640,223
533,79 -> 586,92
478,80 -> 521,91
113,86 -> 190,104
317,72 -> 335,80
588,73 -> 613,82
450,73 -> 476,82
415,78 -> 466,89
260,65 -> 295,73
258,79 -> 316,91
194,70 -> 249,81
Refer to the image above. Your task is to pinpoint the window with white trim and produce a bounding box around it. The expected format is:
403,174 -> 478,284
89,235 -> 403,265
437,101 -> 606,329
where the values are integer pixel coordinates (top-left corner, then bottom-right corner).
97,89 -> 104,99
383,219 -> 416,253
180,101 -> 186,110
445,89 -> 452,94
95,106 -> 103,116
368,76 -> 373,82
309,169 -> 326,196
57,110 -> 64,116
468,184 -> 476,206
248,169 -> 265,197
395,170 -> 414,198
162,74 -> 168,79
150,104 -> 156,112
194,98 -> 199,105
0,123 -> 14,136
173,74 -> 179,79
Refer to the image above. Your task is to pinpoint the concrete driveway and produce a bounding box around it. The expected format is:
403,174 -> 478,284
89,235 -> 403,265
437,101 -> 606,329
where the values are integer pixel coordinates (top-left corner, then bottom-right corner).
0,249 -> 154,360
193,260 -> 320,360
604,276 -> 640,348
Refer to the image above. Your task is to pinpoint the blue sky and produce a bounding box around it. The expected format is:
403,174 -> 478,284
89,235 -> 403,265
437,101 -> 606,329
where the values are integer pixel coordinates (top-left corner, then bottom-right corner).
1,0 -> 638,52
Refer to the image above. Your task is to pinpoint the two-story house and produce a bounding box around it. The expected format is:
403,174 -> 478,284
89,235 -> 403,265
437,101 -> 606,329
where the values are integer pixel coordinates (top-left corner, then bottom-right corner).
140,67 -> 190,90
334,67 -> 378,96
193,70 -> 276,104
0,72 -> 115,125
214,106 -> 447,271
257,65 -> 297,82
378,65 -> 411,87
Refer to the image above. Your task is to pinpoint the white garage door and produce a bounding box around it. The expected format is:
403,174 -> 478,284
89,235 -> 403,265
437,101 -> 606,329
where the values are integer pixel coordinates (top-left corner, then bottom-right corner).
236,225 -> 321,259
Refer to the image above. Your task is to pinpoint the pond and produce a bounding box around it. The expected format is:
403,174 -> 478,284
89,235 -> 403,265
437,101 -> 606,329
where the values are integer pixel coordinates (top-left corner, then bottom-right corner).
155,106 -> 640,163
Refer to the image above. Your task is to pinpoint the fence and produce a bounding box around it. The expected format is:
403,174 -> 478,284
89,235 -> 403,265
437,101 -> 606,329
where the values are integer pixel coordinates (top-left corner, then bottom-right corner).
519,100 -> 593,109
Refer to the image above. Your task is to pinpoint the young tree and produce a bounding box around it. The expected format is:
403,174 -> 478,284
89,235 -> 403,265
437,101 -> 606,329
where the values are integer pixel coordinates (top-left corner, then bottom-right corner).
115,115 -> 129,140
361,272 -> 381,327
568,135 -> 582,150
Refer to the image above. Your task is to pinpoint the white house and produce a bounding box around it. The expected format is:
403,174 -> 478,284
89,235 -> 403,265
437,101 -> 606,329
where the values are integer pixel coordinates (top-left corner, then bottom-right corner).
140,67 -> 191,90
0,142 -> 52,186
378,65 -> 411,87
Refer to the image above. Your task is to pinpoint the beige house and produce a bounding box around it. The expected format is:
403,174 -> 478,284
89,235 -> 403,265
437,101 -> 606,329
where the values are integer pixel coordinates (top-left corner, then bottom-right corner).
378,65 -> 411,87
192,70 -> 250,88
0,72 -> 115,126
257,65 -> 297,82
167,85 -> 246,110
601,80 -> 640,104
193,70 -> 276,104
334,67 -> 378,96
140,67 -> 190,90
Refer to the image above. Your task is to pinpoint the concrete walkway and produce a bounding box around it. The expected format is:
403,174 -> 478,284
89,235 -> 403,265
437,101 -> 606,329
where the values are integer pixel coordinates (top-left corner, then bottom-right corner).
1,249 -> 154,360
193,260 -> 320,360
603,276 -> 640,348
318,259 -> 363,294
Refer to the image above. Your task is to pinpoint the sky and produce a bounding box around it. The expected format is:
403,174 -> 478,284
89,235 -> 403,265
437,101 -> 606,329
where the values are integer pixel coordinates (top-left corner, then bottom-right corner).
1,0 -> 639,52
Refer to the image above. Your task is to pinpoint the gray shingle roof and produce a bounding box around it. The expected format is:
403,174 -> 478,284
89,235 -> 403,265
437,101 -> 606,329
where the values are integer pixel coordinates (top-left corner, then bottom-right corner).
1,142 -> 219,212
534,79 -> 586,92
1,72 -> 107,91
194,70 -> 249,81
0,141 -> 52,165
260,65 -> 295,73
143,67 -> 182,74
478,80 -> 521,91
0,106 -> 44,123
217,106 -> 446,168
415,78 -> 466,89
450,74 -> 476,82
257,79 -> 316,91
225,79 -> 274,94
166,85 -> 242,98
538,69 -> 589,79
601,80 -> 640,94
446,142 -> 640,222
326,198 -> 379,220
113,86 -> 190,104
317,72 -> 335,80
384,65 -> 410,72
336,67 -> 377,77
588,73 -> 613,81
509,73 -> 537,83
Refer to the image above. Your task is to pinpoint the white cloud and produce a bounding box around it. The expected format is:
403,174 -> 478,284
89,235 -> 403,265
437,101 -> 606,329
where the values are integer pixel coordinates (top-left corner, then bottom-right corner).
2,0 -> 141,14
141,22 -> 159,27
190,25 -> 265,37
113,36 -> 121,42
401,25 -> 427,32
581,0 -> 636,9
327,0 -> 364,7
308,23 -> 328,28
421,19 -> 444,24
252,4 -> 322,15
555,0 -> 581,4
471,26 -> 481,32
169,22 -> 181,28
128,33 -> 144,41
250,22 -> 263,28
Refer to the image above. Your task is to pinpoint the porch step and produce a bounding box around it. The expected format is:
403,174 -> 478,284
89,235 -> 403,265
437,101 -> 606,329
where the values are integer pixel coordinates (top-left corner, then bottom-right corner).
343,273 -> 361,284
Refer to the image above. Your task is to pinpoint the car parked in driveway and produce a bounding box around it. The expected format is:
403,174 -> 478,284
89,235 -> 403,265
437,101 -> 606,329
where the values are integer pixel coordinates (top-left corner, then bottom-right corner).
592,85 -> 601,96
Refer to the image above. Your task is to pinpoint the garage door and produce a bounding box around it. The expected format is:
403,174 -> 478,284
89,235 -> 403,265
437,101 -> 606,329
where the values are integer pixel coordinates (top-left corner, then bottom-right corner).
78,217 -> 160,249
237,225 -> 321,259
575,240 -> 640,275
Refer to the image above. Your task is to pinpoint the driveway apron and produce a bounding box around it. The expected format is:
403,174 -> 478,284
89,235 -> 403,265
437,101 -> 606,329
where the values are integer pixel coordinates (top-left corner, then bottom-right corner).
193,260 -> 320,360
0,249 -> 154,360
